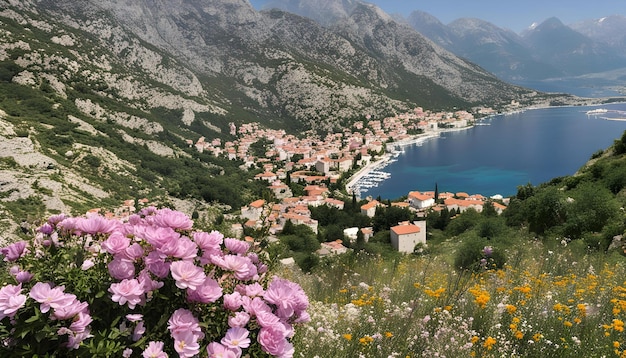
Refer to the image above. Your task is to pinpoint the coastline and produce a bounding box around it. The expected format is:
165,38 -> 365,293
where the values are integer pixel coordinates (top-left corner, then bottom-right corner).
345,126 -> 471,197
345,99 -> 626,198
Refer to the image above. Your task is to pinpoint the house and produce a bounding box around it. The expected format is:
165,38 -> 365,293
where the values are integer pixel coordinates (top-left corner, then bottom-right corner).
323,198 -> 345,210
408,191 -> 435,210
315,158 -> 332,175
361,200 -> 382,218
444,198 -> 484,213
255,172 -> 277,182
318,240 -> 349,256
241,199 -> 265,221
390,221 -> 426,253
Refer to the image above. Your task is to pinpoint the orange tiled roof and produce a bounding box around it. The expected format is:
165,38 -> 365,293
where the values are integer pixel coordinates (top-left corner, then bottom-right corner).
391,224 -> 421,235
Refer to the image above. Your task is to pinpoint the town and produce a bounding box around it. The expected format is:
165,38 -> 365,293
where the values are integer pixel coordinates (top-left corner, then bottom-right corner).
184,105 -> 513,257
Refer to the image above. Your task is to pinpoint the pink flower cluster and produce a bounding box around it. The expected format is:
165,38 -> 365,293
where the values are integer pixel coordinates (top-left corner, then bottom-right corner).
29,282 -> 92,349
0,207 -> 309,357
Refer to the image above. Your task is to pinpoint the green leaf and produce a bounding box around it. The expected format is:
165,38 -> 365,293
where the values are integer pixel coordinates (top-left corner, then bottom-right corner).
24,315 -> 40,323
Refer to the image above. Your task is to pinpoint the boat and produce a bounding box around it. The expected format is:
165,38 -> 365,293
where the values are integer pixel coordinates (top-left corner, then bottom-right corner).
586,108 -> 608,115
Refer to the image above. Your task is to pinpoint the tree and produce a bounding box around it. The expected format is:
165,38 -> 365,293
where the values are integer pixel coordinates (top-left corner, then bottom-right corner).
355,229 -> 365,251
434,182 -> 439,202
526,186 -> 567,235
481,201 -> 498,217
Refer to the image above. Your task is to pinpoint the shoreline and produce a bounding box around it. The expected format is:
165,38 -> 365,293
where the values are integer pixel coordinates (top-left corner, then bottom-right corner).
345,100 -> 626,198
345,126 -> 471,197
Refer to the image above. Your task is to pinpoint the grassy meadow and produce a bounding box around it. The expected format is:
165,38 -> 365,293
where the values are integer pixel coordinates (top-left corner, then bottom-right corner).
281,239 -> 626,358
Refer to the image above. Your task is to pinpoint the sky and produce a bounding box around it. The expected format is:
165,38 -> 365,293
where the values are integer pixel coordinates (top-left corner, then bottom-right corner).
249,0 -> 624,33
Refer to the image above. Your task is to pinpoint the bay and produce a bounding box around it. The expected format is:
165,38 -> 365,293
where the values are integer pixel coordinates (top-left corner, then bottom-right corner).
366,103 -> 626,200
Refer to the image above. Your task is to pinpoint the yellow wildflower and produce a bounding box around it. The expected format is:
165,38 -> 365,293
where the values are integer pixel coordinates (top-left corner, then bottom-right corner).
385,332 -> 393,338
343,334 -> 352,341
506,304 -> 517,314
359,336 -> 374,345
483,336 -> 496,350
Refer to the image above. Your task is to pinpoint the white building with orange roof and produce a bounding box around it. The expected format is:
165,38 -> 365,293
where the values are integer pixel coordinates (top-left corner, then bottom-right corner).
281,213 -> 318,234
241,199 -> 266,221
361,199 -> 383,217
323,198 -> 345,210
254,172 -> 278,182
408,191 -> 435,210
390,221 -> 426,253
318,240 -> 349,256
444,198 -> 484,213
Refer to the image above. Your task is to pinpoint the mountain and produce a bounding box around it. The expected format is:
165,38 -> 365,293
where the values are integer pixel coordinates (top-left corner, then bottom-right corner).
405,11 -> 456,49
570,15 -> 626,53
406,12 -> 626,82
447,18 -> 562,80
0,0 -> 549,234
521,17 -> 625,77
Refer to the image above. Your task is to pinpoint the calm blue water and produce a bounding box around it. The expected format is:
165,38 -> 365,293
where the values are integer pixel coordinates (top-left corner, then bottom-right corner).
367,103 -> 626,200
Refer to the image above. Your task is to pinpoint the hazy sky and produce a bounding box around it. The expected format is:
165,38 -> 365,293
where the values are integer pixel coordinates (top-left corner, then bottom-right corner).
250,0 -> 624,33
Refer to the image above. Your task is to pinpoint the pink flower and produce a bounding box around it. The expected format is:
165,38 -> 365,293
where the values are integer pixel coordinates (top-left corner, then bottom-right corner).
38,222 -> 54,235
143,341 -> 168,358
242,283 -> 264,297
242,296 -> 272,317
123,243 -> 145,261
142,226 -> 180,250
153,208 -> 193,230
1,241 -> 28,261
257,326 -> 294,358
159,236 -> 197,260
170,261 -> 205,290
255,310 -> 280,328
214,255 -> 254,280
0,284 -> 27,320
173,331 -> 200,358
126,313 -> 143,322
193,231 -> 223,251
223,292 -> 243,311
142,341 -> 168,358
108,257 -> 136,280
51,298 -> 88,320
207,342 -> 240,358
109,279 -> 145,309
264,277 -> 309,319
81,259 -> 95,270
167,308 -> 203,341
29,282 -> 75,313
69,311 -> 93,333
123,348 -> 133,357
133,320 -> 146,341
76,214 -> 119,234
138,270 -> 164,292
10,266 -> 33,283
144,252 -> 170,278
221,327 -> 251,351
228,311 -> 250,328
187,277 -> 223,304
102,232 -> 131,255
65,330 -> 93,350
224,238 -> 250,255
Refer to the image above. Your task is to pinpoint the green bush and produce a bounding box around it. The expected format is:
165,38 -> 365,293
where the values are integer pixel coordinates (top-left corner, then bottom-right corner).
454,236 -> 506,271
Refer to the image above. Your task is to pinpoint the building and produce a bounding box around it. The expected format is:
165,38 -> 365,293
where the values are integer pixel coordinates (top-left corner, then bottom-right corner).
408,191 -> 435,210
361,200 -> 382,218
390,221 -> 426,253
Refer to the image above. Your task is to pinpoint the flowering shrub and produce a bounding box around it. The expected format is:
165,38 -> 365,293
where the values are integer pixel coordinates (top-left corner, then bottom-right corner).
0,207 -> 309,357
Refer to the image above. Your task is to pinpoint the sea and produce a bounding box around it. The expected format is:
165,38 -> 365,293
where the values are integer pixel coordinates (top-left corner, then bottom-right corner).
364,102 -> 626,200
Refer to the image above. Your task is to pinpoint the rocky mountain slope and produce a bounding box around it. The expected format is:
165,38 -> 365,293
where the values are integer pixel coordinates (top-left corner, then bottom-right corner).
0,0 -> 547,236
405,11 -> 626,82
